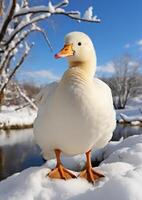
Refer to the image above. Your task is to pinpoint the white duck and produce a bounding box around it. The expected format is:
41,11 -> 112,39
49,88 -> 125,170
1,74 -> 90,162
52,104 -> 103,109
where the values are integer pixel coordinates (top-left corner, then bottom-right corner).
34,32 -> 116,183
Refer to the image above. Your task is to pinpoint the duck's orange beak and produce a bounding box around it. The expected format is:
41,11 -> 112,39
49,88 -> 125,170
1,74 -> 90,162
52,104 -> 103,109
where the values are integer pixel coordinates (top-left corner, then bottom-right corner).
55,44 -> 74,59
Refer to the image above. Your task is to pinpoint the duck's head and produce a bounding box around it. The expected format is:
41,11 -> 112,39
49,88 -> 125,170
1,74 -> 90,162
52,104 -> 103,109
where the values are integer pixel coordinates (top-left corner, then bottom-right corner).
55,32 -> 96,76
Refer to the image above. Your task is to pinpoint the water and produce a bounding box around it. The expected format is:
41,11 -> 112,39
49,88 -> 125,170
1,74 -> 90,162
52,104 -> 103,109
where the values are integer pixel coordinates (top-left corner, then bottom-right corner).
0,129 -> 44,181
112,124 -> 142,141
0,125 -> 142,181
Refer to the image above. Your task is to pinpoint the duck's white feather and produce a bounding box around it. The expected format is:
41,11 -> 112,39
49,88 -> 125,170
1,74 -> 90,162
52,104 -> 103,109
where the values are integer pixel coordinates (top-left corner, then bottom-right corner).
34,67 -> 116,159
35,82 -> 58,107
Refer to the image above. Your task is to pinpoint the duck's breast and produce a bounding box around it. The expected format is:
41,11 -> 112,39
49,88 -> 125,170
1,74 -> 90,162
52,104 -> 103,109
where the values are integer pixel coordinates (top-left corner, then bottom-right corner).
34,77 -> 116,156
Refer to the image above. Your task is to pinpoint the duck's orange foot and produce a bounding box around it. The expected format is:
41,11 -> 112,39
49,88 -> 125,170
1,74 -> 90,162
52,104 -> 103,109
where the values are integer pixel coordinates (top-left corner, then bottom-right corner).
48,165 -> 77,180
79,168 -> 104,183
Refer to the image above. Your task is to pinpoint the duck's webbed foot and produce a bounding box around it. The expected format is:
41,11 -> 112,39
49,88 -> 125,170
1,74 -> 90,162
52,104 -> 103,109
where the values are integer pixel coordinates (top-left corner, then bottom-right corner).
48,164 -> 76,180
79,150 -> 104,183
79,167 -> 104,183
47,149 -> 77,180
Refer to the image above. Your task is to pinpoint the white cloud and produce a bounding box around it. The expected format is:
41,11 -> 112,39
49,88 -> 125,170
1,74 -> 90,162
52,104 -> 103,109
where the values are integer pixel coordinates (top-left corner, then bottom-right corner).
97,62 -> 115,75
123,39 -> 142,50
136,39 -> 142,46
124,43 -> 130,48
128,61 -> 139,67
136,39 -> 142,50
20,69 -> 60,83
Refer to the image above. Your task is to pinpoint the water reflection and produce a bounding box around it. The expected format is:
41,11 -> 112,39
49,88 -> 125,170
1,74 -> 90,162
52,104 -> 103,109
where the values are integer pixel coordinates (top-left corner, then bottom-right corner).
112,124 -> 142,141
0,125 -> 142,181
0,129 -> 44,181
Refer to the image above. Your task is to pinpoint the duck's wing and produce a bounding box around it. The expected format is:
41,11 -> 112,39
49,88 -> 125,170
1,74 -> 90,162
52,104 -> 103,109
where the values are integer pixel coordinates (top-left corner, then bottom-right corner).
35,81 -> 58,106
93,78 -> 114,104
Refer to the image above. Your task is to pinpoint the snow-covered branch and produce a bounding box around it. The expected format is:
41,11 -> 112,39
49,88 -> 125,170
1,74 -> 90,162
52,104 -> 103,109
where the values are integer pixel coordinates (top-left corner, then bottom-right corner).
0,29 -> 33,73
0,25 -> 52,74
0,43 -> 33,95
4,13 -> 50,47
14,3 -> 100,23
54,9 -> 100,23
38,31 -> 53,51
54,0 -> 69,9
0,0 -> 16,42
6,5 -> 100,47
15,83 -> 37,111
0,0 -> 100,107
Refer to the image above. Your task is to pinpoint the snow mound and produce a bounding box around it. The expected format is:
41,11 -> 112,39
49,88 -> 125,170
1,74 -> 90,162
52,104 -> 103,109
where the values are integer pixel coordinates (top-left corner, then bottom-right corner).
0,135 -> 142,200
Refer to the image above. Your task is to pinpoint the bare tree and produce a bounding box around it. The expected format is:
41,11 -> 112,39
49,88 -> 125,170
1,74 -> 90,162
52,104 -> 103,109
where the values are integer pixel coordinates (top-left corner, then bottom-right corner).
105,55 -> 142,109
22,82 -> 40,99
0,0 -> 3,16
0,0 -> 100,108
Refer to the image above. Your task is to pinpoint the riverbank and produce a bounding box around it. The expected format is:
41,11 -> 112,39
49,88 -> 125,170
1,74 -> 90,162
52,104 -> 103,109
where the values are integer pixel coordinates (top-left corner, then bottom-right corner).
0,106 -> 36,130
116,95 -> 142,126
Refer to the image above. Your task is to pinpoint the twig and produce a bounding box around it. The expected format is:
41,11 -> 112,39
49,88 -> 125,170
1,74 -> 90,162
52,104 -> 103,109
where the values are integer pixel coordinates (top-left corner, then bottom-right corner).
15,84 -> 37,110
0,43 -> 33,95
0,26 -> 49,72
36,27 -> 53,51
54,11 -> 101,23
54,0 -> 69,9
0,0 -> 16,42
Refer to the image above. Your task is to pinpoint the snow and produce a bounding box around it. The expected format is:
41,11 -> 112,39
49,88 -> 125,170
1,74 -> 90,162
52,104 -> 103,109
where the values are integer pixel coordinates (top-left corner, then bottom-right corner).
0,92 -> 141,199
0,135 -> 142,200
68,11 -> 81,19
48,2 -> 55,13
7,27 -> 14,35
55,8 -> 65,12
14,6 -> 52,15
0,106 -> 36,129
120,113 -> 142,123
63,0 -> 69,4
83,6 -> 93,20
116,95 -> 142,125
19,43 -> 24,48
15,3 -> 20,13
13,2 -> 100,24
83,6 -> 100,22
23,14 -> 31,23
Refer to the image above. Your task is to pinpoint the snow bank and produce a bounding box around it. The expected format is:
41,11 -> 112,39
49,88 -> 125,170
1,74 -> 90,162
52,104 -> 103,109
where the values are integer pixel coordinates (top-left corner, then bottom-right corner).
117,108 -> 142,125
0,135 -> 142,200
0,106 -> 37,129
116,95 -> 142,125
120,113 -> 142,124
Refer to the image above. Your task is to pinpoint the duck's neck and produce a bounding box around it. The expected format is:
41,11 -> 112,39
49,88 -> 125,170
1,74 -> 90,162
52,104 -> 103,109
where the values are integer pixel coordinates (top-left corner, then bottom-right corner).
68,59 -> 96,79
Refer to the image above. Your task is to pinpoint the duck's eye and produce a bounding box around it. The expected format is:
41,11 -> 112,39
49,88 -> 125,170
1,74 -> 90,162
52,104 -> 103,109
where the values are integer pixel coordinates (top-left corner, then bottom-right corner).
78,42 -> 82,46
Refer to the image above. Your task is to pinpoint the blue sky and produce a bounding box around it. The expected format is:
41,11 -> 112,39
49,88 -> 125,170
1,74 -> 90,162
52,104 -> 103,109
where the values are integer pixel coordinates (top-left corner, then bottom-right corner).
18,0 -> 142,84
